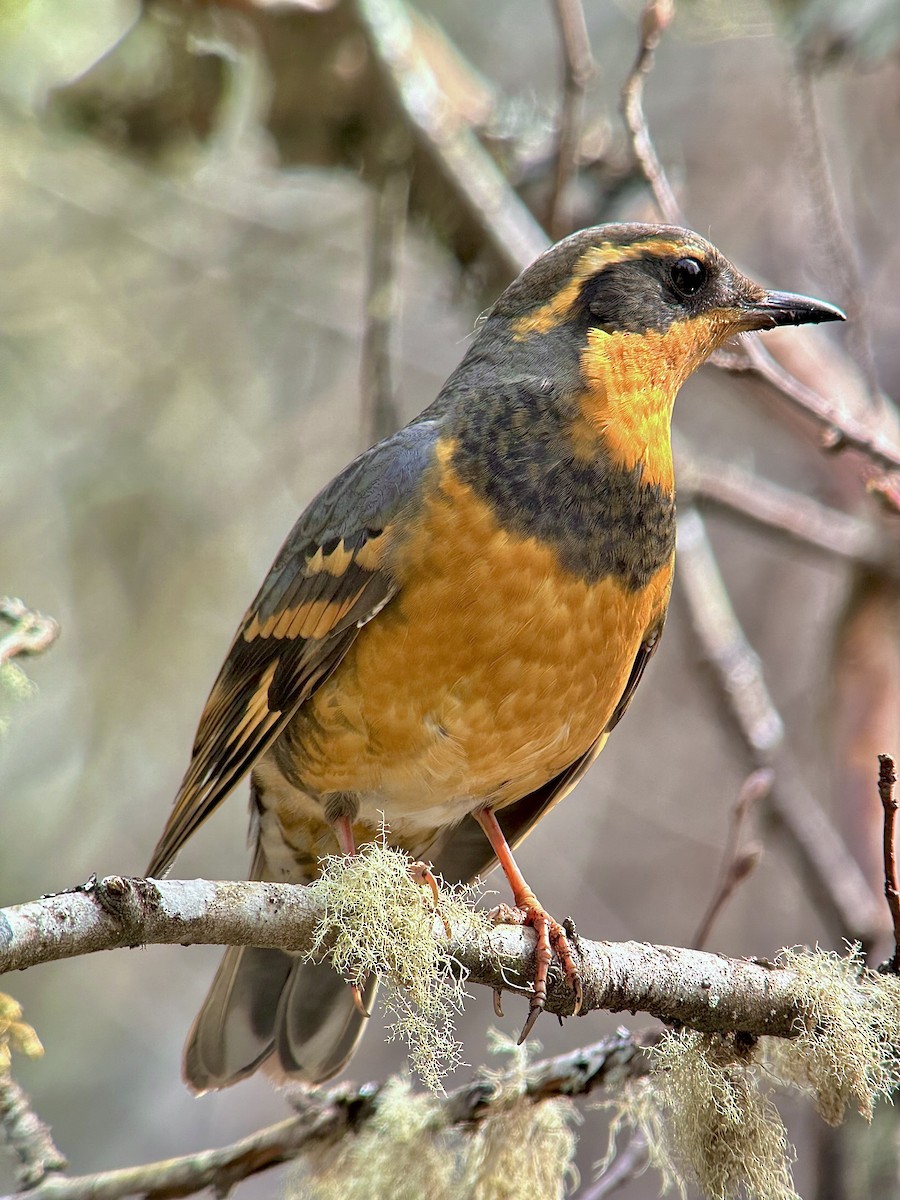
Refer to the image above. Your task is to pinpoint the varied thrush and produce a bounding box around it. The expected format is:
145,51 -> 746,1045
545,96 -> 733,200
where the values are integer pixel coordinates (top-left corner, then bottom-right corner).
147,223 -> 843,1090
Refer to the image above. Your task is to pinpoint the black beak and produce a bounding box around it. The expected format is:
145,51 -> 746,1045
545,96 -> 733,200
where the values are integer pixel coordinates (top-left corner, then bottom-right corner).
740,290 -> 846,331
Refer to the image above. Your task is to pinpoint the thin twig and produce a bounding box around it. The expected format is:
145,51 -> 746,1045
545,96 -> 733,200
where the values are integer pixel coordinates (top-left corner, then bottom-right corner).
620,0 -> 679,223
675,437 -> 894,575
792,64 -> 882,408
738,339 -> 900,478
580,1131 -> 649,1200
12,1032 -> 655,1200
677,506 -> 885,947
355,0 -> 547,276
0,1074 -> 67,1189
12,1106 -> 345,1200
691,769 -> 770,951
877,754 -> 900,973
546,0 -> 593,239
0,600 -> 59,667
360,165 -> 408,449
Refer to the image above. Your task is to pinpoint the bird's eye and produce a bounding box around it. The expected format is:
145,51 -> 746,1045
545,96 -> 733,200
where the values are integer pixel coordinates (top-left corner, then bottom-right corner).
669,257 -> 707,298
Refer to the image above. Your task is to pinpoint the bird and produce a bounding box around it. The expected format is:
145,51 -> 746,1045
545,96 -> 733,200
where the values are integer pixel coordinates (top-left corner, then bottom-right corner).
147,222 -> 843,1092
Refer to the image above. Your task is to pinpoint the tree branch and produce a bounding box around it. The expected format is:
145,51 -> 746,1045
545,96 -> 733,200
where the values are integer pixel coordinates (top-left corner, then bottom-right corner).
360,165 -> 408,449
619,1 -> 900,504
620,0 -> 679,223
878,754 -> 900,973
737,339 -> 900,479
546,0 -> 593,238
354,0 -> 548,275
0,874 -> 855,1041
0,1074 -> 67,1190
674,437 -> 895,576
8,1030 -> 655,1200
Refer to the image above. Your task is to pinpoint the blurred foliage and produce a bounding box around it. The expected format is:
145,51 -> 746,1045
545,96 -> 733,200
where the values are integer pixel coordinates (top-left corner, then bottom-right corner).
775,0 -> 900,67
0,994 -> 43,1071
0,0 -> 137,109
1,0 -> 899,1196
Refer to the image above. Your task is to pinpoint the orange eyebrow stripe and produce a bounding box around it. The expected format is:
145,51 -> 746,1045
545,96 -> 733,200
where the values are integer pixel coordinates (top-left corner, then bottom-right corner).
510,238 -> 698,338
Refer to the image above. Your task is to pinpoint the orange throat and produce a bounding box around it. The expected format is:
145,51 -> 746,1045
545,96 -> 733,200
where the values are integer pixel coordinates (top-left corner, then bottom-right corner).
577,318 -> 721,492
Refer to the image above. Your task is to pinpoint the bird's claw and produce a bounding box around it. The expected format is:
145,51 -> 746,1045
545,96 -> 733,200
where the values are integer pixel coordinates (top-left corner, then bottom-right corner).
410,860 -> 452,937
490,898 -> 582,1041
350,981 -> 371,1018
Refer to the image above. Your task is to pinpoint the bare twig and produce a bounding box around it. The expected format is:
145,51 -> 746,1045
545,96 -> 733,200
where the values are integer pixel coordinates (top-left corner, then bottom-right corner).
355,0 -> 547,276
580,1131 -> 649,1199
736,340 -> 900,479
877,754 -> 900,973
620,0 -> 679,224
675,437 -> 894,575
618,4 -> 900,503
676,508 -> 782,756
0,1074 -> 67,1189
12,1104 -> 347,1200
546,0 -> 594,239
691,769 -> 770,951
0,873 -> 846,1040
360,165 -> 408,448
792,64 -> 881,407
0,600 -> 59,667
677,506 -> 885,946
10,1031 -> 654,1200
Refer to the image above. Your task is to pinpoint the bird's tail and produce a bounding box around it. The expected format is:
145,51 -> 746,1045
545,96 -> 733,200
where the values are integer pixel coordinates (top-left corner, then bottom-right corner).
183,802 -> 378,1092
184,946 -> 377,1090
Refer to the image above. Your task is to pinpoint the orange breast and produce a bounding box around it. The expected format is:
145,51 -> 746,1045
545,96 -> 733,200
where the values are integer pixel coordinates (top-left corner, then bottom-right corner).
283,448 -> 673,832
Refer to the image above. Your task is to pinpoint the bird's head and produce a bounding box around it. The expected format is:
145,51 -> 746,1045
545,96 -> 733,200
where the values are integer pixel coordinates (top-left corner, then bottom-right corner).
490,222 -> 844,380
477,223 -> 844,488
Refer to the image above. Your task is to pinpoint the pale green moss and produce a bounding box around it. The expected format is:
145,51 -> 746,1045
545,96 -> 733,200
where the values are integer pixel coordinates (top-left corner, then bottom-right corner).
599,1032 -> 797,1200
292,1040 -> 579,1200
764,947 -> 900,1124
302,839 -> 491,1092
597,1076 -> 686,1199
655,1031 -> 798,1200
294,1077 -> 454,1200
596,948 -> 900,1199
462,1037 -> 579,1200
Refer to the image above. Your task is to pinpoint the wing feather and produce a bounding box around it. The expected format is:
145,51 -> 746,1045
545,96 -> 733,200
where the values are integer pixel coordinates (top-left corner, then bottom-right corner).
147,421 -> 441,877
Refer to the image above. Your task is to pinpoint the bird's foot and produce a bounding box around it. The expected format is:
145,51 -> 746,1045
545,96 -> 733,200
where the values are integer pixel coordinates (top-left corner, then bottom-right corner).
490,895 -> 583,1042
409,860 -> 452,937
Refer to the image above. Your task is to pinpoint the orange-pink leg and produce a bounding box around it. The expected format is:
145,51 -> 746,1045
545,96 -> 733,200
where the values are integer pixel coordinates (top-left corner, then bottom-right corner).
474,806 -> 583,1042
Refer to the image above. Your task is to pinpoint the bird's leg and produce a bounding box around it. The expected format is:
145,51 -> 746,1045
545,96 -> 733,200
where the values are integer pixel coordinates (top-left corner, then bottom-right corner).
333,813 -> 357,856
331,815 -> 371,1018
473,807 -> 583,1042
